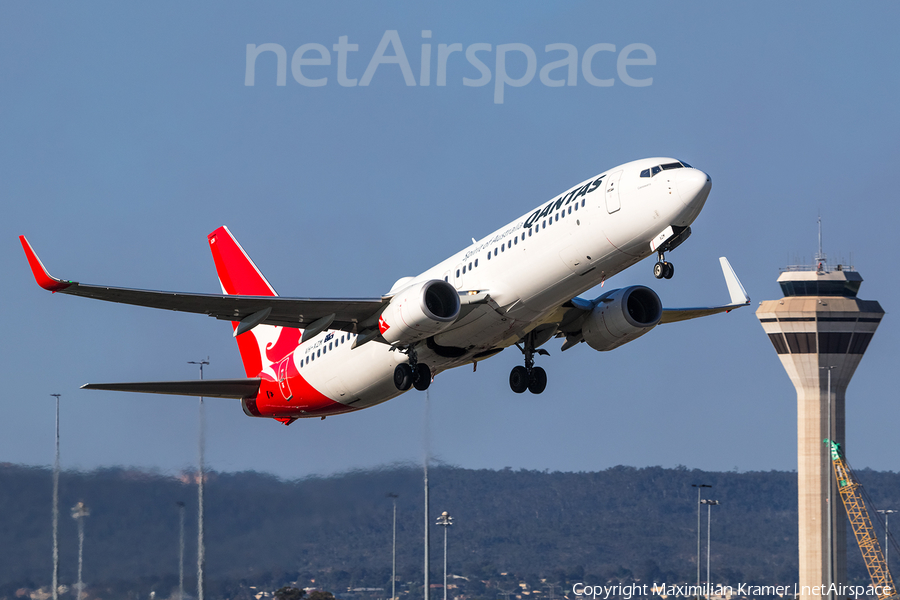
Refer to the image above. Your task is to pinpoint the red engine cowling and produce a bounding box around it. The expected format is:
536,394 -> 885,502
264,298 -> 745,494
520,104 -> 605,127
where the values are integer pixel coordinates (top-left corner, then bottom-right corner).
582,285 -> 662,351
379,279 -> 460,345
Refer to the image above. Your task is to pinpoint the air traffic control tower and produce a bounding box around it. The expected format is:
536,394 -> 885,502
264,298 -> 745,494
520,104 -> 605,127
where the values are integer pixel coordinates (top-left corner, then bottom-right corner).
757,246 -> 883,600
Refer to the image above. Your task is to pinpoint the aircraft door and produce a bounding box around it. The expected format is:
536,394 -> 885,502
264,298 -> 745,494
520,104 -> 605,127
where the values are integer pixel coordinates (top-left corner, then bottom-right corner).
605,170 -> 622,213
276,356 -> 293,402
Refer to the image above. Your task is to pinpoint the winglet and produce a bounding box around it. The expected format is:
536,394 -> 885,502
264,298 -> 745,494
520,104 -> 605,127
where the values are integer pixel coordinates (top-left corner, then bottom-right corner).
19,236 -> 72,292
719,257 -> 749,305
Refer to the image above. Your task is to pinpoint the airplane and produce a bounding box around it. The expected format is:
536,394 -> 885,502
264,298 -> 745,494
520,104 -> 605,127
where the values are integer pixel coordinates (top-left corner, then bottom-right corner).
20,157 -> 749,426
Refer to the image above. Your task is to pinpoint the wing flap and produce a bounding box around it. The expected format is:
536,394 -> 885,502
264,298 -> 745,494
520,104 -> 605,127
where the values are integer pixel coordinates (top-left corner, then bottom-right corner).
81,378 -> 262,399
660,304 -> 747,324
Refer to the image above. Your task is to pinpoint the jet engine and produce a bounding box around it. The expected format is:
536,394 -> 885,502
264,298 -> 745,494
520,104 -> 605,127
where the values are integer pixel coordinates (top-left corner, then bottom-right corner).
582,285 -> 662,351
379,279 -> 460,345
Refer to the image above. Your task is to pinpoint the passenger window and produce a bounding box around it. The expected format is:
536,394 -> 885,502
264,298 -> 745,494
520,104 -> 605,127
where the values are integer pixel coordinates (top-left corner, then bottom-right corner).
535,224 -> 540,232
475,259 -> 478,267
468,262 -> 472,270
463,265 -> 466,274
581,199 -> 585,207
487,252 -> 491,260
445,276 -> 449,282
555,214 -> 559,222
494,248 -> 498,256
501,245 -> 504,252
456,269 -> 460,277
528,229 -> 532,237
521,233 -> 525,241
568,207 -> 572,214
640,169 -> 650,177
574,203 -> 578,211
514,238 -> 517,245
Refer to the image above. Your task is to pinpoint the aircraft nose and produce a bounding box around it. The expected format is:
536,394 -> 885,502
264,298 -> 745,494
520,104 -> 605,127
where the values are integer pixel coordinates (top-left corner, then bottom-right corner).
675,168 -> 712,207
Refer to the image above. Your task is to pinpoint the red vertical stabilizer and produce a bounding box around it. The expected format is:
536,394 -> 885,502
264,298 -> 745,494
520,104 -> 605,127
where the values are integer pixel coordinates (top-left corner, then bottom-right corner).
208,226 -> 299,376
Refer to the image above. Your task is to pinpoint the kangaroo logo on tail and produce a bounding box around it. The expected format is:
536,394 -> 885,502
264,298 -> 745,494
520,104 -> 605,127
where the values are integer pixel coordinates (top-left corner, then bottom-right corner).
208,226 -> 300,377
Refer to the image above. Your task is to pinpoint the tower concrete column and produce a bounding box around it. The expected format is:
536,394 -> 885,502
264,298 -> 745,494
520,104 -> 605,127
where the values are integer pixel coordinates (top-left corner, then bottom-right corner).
757,263 -> 882,600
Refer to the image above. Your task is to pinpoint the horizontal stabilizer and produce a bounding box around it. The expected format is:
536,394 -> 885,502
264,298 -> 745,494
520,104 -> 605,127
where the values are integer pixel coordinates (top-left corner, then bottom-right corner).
81,378 -> 261,399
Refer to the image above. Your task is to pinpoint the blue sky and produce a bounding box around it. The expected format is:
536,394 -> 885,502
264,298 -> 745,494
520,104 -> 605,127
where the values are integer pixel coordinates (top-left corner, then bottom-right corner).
2,2 -> 898,479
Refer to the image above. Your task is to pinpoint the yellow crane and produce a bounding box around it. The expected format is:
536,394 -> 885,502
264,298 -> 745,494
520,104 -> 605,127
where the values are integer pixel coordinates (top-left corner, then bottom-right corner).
824,439 -> 897,600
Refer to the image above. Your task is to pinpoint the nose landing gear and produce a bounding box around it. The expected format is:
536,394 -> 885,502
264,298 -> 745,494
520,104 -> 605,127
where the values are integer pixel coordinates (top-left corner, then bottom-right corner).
653,251 -> 674,280
651,225 -> 691,279
509,332 -> 549,394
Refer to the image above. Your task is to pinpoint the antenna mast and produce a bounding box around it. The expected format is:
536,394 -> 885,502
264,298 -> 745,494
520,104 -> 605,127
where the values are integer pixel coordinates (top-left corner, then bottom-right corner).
815,215 -> 827,270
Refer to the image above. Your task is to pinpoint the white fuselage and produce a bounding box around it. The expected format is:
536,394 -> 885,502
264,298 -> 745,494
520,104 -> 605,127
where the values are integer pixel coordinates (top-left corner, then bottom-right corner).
283,157 -> 711,411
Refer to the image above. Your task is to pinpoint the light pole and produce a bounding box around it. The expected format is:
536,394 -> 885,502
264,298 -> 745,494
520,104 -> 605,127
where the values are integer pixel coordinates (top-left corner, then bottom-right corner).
700,499 -> 720,595
50,394 -> 61,600
177,501 -> 186,600
388,493 -> 398,600
436,511 -> 453,600
821,365 -> 835,600
692,484 -> 711,599
71,501 -> 90,600
188,358 -> 209,600
877,509 -> 896,575
423,390 -> 431,600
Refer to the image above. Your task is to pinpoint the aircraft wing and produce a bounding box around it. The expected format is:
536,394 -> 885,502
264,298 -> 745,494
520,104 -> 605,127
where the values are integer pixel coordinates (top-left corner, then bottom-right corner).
556,257 -> 749,350
20,235 -> 385,332
660,257 -> 750,323
81,378 -> 261,399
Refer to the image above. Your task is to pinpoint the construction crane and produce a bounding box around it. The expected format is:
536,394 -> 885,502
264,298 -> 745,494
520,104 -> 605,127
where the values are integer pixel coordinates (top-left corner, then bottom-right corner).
824,439 -> 898,600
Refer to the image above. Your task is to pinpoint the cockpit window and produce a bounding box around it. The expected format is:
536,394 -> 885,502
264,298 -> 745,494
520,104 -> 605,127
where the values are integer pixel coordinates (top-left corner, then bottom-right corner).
646,162 -> 692,177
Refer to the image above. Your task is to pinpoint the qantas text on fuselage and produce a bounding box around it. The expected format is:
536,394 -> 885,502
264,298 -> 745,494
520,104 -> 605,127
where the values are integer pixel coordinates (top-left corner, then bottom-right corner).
21,157 -> 749,425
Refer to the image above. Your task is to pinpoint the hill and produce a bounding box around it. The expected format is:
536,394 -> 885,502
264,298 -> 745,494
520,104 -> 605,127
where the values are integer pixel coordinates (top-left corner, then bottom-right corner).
1,463 -> 898,599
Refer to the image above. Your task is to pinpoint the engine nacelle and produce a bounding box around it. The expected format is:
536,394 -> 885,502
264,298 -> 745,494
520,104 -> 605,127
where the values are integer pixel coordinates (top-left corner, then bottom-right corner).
379,279 -> 460,345
582,285 -> 662,352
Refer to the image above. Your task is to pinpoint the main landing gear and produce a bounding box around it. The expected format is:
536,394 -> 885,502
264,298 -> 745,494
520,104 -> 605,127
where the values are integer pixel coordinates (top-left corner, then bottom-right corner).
393,346 -> 431,392
509,332 -> 548,394
653,251 -> 674,280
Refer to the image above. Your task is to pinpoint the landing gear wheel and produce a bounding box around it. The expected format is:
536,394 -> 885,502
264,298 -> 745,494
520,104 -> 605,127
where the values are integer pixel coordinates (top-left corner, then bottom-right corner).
509,365 -> 528,394
527,367 -> 547,394
653,261 -> 666,279
413,363 -> 432,391
393,364 -> 413,391
663,262 -> 674,279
